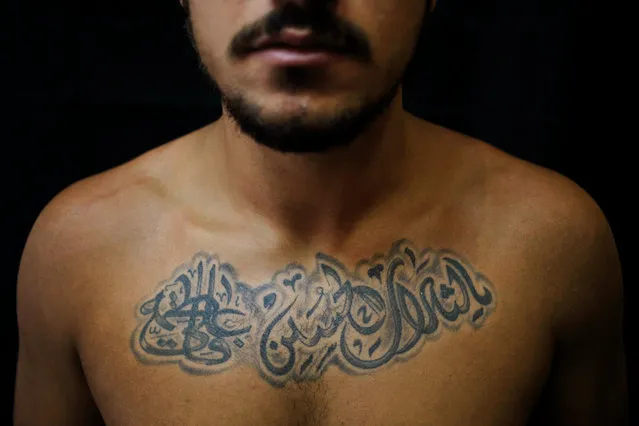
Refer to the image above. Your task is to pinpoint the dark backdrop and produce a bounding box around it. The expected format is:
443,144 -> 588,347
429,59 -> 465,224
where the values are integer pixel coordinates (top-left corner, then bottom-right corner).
11,0 -> 631,423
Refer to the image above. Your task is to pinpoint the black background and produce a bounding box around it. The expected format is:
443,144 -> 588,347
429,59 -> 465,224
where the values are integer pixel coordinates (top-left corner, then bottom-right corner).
10,0 -> 633,423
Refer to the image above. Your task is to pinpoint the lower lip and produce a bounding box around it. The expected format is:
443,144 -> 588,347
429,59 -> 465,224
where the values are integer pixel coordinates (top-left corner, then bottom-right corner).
251,48 -> 343,66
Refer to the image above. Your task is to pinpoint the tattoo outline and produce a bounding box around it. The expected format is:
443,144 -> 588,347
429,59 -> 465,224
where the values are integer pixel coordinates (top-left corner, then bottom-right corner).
131,240 -> 496,386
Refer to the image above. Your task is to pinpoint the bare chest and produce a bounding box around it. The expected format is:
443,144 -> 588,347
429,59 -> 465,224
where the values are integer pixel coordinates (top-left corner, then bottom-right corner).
75,238 -> 553,426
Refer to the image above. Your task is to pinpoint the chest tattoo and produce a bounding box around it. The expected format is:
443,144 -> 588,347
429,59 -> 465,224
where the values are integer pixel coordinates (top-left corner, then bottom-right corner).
131,240 -> 497,386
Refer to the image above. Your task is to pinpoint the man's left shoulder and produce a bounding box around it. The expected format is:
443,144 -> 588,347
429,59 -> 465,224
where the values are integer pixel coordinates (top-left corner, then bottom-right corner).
472,144 -> 613,250
460,144 -> 626,424
476,146 -> 622,325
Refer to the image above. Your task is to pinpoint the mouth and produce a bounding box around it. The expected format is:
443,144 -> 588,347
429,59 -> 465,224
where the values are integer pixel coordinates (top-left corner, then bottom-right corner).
250,46 -> 344,66
248,29 -> 348,66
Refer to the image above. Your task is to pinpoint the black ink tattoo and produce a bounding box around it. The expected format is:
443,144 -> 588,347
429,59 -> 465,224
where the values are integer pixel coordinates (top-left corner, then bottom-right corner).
131,240 -> 496,386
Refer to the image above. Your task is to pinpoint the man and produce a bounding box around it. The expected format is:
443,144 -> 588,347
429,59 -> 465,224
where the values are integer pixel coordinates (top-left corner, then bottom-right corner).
14,0 -> 626,424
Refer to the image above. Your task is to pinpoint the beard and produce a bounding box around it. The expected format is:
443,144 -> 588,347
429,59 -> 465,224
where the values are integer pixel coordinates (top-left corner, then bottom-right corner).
184,0 -> 404,154
220,78 -> 402,154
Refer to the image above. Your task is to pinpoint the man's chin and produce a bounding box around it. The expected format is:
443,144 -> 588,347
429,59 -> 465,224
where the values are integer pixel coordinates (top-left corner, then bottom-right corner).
228,116 -> 364,154
221,82 -> 401,154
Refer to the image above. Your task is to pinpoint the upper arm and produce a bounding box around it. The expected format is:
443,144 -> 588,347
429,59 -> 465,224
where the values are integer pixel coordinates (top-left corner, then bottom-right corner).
533,186 -> 627,425
14,195 -> 103,425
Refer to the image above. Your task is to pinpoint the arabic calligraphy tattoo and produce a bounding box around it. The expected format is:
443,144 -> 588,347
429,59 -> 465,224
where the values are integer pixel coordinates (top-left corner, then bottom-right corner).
131,240 -> 497,386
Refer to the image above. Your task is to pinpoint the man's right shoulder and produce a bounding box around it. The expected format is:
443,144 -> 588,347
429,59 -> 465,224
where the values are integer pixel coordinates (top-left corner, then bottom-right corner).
23,135 -> 192,271
34,167 -> 154,251
18,137 -> 194,339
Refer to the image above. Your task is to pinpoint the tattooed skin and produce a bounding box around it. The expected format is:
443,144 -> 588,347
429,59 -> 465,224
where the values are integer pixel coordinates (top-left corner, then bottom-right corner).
131,240 -> 496,386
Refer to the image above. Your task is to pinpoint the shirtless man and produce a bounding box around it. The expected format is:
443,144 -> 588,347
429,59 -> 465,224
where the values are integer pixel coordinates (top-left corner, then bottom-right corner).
14,0 -> 627,424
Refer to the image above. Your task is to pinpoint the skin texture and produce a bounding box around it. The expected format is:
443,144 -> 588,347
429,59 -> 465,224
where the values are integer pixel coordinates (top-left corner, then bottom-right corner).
15,0 -> 626,425
14,124 -> 627,425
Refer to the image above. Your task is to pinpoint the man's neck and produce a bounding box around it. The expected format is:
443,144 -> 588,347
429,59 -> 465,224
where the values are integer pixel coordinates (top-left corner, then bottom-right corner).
210,93 -> 417,248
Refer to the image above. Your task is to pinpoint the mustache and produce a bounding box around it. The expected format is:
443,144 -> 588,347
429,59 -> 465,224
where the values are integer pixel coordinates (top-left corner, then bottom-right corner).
228,3 -> 372,62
